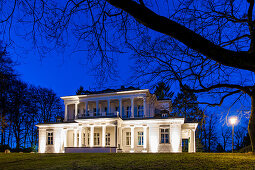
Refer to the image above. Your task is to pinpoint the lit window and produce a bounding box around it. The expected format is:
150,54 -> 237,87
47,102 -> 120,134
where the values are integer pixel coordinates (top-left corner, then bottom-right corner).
160,128 -> 169,144
94,133 -> 100,145
87,132 -> 90,146
138,132 -> 143,145
162,113 -> 167,118
126,132 -> 131,145
77,133 -> 79,146
106,133 -> 110,146
83,133 -> 86,146
47,132 -> 53,145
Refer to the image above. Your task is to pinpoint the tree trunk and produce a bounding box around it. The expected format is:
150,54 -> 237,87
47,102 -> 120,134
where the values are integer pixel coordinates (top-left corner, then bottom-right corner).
248,94 -> 255,153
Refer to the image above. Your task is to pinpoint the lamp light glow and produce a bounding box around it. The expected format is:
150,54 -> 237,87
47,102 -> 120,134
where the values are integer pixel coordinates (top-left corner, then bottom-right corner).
229,116 -> 238,125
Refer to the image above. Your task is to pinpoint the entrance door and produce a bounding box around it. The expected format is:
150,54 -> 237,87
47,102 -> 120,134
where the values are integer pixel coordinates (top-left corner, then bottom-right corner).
182,139 -> 189,152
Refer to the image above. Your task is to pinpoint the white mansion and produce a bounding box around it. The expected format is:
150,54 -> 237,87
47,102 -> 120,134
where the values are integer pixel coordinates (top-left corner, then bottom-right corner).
36,88 -> 198,153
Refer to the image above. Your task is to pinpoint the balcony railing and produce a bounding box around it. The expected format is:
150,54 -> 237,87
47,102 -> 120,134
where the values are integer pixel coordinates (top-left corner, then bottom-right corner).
77,112 -> 118,119
76,110 -> 145,119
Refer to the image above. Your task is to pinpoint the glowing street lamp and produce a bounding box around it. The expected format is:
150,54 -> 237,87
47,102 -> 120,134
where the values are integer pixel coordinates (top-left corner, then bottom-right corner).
229,116 -> 238,153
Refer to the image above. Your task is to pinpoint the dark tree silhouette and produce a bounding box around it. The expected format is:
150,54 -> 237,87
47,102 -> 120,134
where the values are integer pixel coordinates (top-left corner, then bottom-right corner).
154,82 -> 174,100
172,85 -> 202,119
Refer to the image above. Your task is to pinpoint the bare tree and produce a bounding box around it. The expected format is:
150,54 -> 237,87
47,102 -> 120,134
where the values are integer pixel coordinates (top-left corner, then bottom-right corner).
1,0 -> 255,152
221,126 -> 231,151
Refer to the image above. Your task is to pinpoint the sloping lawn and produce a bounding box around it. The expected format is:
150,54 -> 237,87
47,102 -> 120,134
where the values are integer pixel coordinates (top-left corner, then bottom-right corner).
0,153 -> 255,169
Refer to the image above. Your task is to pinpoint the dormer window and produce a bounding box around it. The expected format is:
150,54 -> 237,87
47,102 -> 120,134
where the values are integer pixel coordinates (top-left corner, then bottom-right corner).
162,113 -> 167,118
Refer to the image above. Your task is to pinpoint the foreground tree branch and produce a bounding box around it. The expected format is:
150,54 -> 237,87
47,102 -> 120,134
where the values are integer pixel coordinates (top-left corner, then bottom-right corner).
107,0 -> 255,72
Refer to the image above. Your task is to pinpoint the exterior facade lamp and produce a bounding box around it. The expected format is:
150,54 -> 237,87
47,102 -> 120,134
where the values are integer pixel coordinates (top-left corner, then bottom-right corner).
229,116 -> 238,153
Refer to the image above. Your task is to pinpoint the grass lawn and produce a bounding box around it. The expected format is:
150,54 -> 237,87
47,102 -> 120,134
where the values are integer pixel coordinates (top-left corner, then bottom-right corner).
0,152 -> 255,169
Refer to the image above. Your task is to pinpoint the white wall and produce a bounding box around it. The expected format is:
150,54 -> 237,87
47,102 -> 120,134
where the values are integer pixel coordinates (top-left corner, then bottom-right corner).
37,118 -> 196,153
38,128 -> 65,153
38,129 -> 46,153
170,124 -> 182,152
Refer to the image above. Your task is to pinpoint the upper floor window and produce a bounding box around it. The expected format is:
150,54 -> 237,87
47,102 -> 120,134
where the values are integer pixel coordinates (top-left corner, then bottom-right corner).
125,106 -> 131,117
126,132 -> 131,145
93,108 -> 97,116
162,113 -> 167,118
106,133 -> 110,146
160,128 -> 169,144
138,132 -> 143,145
47,131 -> 53,145
138,105 -> 144,117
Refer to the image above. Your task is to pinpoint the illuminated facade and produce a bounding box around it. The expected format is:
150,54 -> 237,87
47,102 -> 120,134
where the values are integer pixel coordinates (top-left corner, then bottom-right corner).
36,89 -> 197,153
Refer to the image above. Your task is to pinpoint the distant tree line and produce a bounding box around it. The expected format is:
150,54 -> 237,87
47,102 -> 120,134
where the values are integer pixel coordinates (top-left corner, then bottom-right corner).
0,44 -> 63,152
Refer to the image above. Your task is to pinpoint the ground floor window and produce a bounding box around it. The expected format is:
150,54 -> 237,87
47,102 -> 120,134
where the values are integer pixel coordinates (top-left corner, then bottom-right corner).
88,132 -> 90,146
94,133 -> 100,145
83,133 -> 86,146
138,132 -> 143,145
106,133 -> 110,146
77,133 -> 79,146
182,139 -> 189,152
160,128 -> 169,144
126,132 -> 131,146
47,131 -> 53,145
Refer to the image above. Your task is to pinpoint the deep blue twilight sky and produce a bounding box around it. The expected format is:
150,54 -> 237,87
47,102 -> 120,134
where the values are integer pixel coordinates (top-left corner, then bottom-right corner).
10,47 -> 132,97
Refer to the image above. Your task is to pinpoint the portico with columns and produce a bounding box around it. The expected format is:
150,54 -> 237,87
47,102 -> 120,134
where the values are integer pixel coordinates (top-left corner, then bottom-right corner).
37,89 -> 198,153
63,92 -> 149,121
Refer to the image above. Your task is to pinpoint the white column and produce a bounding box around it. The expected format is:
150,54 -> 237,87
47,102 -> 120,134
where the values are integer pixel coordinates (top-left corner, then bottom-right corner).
119,127 -> 123,149
90,126 -> 94,147
85,101 -> 88,116
107,99 -> 110,115
63,129 -> 67,147
74,129 -> 77,147
114,126 -> 117,147
96,100 -> 99,116
143,97 -> 147,117
119,99 -> 122,117
38,129 -> 46,153
131,97 -> 134,118
170,124 -> 182,152
64,104 -> 68,121
78,128 -> 82,147
142,126 -> 147,152
75,103 -> 78,119
130,126 -> 135,152
189,129 -> 196,153
102,125 -> 106,147
193,129 -> 196,152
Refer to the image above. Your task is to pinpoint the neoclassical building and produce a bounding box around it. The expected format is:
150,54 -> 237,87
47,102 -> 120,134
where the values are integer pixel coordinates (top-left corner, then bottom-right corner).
36,88 -> 197,153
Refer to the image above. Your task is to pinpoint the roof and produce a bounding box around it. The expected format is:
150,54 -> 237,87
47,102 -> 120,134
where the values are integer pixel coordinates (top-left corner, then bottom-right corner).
184,118 -> 199,123
76,86 -> 140,95
61,88 -> 149,99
